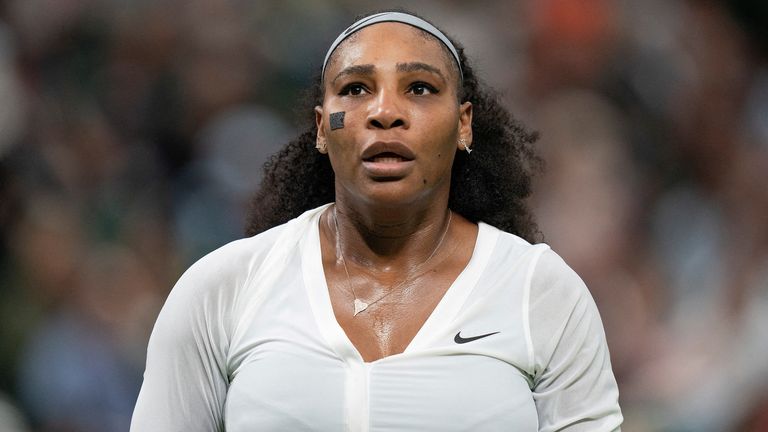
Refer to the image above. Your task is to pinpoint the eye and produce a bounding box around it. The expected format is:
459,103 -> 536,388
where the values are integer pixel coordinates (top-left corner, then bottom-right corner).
408,82 -> 438,96
339,83 -> 368,96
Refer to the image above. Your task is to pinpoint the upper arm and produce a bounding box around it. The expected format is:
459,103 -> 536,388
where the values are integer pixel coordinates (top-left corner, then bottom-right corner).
528,249 -> 623,432
131,252 -> 235,432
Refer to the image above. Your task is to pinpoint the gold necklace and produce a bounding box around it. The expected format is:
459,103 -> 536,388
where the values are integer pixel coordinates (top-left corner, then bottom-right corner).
333,205 -> 452,316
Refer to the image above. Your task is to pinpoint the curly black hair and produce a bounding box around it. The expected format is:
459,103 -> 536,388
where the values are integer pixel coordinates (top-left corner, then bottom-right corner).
246,10 -> 541,242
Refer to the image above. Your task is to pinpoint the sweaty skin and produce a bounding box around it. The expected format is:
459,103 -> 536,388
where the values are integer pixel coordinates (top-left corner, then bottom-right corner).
314,22 -> 477,362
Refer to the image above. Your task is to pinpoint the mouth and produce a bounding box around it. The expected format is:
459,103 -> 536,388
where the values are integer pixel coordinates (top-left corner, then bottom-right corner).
360,142 -> 415,179
361,141 -> 416,162
363,152 -> 412,163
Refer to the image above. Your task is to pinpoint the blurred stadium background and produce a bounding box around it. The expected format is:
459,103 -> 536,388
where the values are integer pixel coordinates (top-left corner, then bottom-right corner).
0,0 -> 766,431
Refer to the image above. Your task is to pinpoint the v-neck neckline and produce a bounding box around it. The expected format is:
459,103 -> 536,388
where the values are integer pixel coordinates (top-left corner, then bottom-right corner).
300,204 -> 498,365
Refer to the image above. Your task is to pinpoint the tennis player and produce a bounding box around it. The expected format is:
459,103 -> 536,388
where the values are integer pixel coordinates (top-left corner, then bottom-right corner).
131,10 -> 622,431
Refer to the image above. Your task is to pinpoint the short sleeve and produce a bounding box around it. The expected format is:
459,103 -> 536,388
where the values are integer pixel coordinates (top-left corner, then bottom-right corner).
527,248 -> 623,431
130,247 -> 239,432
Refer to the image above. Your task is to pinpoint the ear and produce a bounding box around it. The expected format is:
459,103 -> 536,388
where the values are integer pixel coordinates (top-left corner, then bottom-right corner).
314,106 -> 328,154
457,101 -> 473,150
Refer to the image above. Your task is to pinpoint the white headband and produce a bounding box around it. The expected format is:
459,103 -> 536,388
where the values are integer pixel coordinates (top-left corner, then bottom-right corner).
321,12 -> 463,82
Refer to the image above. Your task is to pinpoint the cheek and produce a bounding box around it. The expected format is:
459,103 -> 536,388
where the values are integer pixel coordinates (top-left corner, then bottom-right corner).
325,129 -> 360,176
420,116 -> 461,152
421,135 -> 458,179
415,103 -> 460,132
324,102 -> 363,137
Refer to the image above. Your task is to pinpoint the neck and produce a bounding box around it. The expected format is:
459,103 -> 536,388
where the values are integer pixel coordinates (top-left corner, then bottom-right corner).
330,196 -> 453,271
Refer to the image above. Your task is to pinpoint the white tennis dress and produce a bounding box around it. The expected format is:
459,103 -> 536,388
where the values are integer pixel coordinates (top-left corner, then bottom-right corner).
131,204 -> 622,431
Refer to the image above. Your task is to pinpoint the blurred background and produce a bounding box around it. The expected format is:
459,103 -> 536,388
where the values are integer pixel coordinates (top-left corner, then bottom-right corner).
0,0 -> 766,431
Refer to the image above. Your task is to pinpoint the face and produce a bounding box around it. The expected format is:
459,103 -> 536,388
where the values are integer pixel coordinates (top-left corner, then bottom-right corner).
316,23 -> 472,208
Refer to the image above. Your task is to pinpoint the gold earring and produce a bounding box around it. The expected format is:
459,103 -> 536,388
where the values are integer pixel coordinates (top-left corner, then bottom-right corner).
316,140 -> 327,154
459,138 -> 472,154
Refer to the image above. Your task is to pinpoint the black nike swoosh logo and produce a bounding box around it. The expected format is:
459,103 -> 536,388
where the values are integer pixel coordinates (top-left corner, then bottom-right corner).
454,331 -> 500,344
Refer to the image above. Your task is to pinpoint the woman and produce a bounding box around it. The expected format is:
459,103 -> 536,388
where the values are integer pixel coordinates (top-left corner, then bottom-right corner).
131,10 -> 622,431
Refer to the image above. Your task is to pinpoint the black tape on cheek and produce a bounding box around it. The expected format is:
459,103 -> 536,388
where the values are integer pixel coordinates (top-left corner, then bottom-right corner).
330,112 -> 345,130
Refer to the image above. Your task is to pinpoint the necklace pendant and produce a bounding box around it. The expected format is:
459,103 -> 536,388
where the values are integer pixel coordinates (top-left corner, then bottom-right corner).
353,299 -> 369,316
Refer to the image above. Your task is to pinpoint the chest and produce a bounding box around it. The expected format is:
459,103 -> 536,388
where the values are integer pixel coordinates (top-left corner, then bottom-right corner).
321,235 -> 473,362
223,231 -> 538,431
225,349 -> 538,431
327,266 -> 463,362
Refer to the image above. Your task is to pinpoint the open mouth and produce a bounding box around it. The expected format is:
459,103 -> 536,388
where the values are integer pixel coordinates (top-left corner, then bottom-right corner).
360,142 -> 416,178
363,152 -> 412,163
361,141 -> 416,161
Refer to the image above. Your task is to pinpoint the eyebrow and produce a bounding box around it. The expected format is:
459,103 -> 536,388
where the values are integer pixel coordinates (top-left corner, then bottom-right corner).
332,64 -> 375,86
331,61 -> 447,86
396,62 -> 446,81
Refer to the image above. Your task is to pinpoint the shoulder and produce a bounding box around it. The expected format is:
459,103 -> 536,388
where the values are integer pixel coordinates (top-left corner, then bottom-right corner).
196,223 -> 287,273
170,204 -> 327,306
153,224 -> 289,340
176,223 -> 288,296
481,223 -> 588,307
529,246 -> 590,307
480,223 -> 552,273
152,206 -> 327,343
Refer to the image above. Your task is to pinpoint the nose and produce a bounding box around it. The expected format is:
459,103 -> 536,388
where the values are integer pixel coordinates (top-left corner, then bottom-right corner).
367,90 -> 407,130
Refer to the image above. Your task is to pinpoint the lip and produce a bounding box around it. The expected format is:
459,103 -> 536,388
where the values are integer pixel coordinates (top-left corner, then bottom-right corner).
361,141 -> 416,161
360,141 -> 415,179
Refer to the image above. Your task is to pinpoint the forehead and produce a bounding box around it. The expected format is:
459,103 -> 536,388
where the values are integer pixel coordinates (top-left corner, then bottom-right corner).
325,22 -> 457,80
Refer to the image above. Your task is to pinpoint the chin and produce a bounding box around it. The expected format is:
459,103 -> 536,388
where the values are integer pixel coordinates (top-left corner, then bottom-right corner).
352,179 -> 439,209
